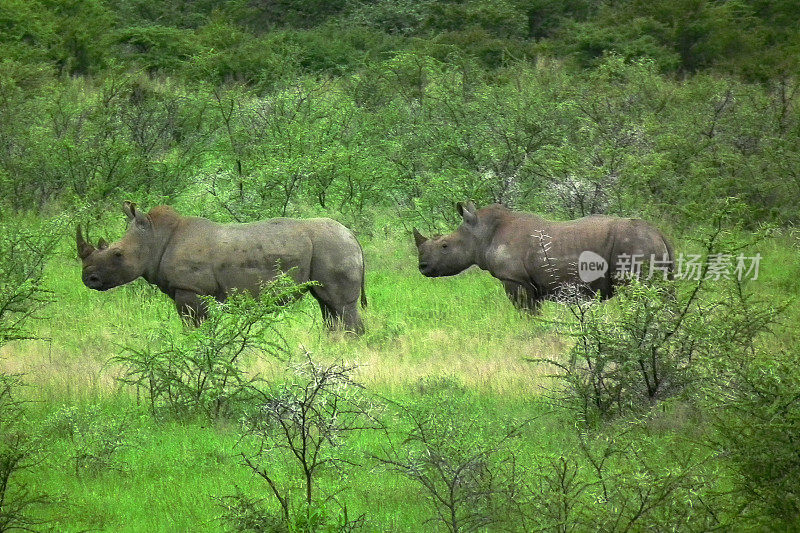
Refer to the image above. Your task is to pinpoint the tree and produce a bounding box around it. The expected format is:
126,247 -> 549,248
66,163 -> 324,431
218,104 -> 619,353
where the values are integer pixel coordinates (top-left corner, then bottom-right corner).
0,217 -> 63,530
236,352 -> 380,528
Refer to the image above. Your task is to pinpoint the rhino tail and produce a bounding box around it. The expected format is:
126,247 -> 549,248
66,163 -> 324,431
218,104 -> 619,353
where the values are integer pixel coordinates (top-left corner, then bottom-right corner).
360,253 -> 368,308
361,275 -> 367,308
659,230 -> 676,280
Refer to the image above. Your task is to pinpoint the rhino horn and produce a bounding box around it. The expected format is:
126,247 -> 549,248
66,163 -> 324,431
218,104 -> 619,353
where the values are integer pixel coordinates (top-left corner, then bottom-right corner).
413,228 -> 428,247
76,226 -> 95,259
97,238 -> 109,250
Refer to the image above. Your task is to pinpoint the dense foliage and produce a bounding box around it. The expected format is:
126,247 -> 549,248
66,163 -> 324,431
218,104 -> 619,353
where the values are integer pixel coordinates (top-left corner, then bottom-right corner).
1,0 -> 799,227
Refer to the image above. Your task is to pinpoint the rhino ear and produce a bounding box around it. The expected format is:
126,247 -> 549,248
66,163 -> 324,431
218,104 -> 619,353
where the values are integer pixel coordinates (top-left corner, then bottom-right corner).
413,228 -> 428,247
456,202 -> 478,227
76,226 -> 95,260
123,201 -> 135,220
123,201 -> 151,230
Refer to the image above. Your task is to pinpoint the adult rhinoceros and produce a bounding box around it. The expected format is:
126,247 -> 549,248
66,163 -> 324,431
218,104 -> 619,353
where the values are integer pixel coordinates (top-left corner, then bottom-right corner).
77,202 -> 367,333
413,202 -> 673,311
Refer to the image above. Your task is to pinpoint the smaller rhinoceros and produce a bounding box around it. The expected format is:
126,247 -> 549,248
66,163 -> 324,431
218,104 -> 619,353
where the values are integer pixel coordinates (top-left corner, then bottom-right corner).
78,202 -> 366,333
413,202 -> 674,311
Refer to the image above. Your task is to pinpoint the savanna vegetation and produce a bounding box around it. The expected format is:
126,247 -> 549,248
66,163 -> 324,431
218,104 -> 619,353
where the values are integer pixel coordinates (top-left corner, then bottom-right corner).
1,0 -> 799,530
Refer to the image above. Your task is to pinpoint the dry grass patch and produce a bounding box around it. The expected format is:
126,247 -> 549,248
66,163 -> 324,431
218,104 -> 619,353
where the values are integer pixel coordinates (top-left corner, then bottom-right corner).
0,341 -> 118,399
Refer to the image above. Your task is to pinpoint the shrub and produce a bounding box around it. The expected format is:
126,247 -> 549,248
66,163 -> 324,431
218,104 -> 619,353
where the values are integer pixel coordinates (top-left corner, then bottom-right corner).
377,379 -> 526,533
0,217 -> 59,530
235,351 -> 379,529
537,219 -> 779,424
113,277 -> 308,421
709,346 -> 800,527
519,426 -> 728,531
0,219 -> 59,343
44,404 -> 134,478
114,25 -> 200,74
0,373 -> 46,532
205,80 -> 391,222
189,22 -> 298,90
218,486 -> 288,533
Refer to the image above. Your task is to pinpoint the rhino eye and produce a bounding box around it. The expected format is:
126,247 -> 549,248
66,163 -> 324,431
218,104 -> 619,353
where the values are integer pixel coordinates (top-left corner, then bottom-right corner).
114,250 -> 123,258
441,243 -> 448,249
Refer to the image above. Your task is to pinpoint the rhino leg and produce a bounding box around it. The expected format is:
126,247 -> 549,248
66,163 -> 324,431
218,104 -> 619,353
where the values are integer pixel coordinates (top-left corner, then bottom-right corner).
502,281 -> 542,314
308,237 -> 365,334
316,300 -> 335,327
339,301 -> 364,335
310,286 -> 364,335
175,289 -> 206,325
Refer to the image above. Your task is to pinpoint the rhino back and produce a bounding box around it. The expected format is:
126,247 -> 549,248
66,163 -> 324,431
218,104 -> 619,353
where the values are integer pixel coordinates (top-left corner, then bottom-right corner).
542,216 -> 619,260
305,218 -> 363,274
157,217 -> 315,299
607,218 -> 673,269
523,215 -> 670,290
513,215 -> 614,289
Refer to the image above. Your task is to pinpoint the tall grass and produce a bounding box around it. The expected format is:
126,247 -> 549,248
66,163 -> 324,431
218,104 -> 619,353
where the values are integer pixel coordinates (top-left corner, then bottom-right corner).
6,231 -> 567,399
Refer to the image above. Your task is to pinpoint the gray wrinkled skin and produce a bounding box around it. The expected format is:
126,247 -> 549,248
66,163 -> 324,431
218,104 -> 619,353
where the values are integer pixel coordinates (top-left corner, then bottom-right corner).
78,202 -> 366,333
413,202 -> 674,312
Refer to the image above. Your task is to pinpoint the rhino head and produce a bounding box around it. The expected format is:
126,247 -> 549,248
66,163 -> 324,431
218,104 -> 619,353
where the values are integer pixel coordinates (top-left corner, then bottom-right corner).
77,201 -> 157,291
413,202 -> 483,277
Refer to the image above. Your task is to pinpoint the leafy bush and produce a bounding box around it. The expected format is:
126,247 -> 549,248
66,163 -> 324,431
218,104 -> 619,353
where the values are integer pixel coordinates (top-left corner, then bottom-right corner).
0,0 -> 58,66
347,0 -> 428,36
235,352 -> 378,529
518,426 -> 729,531
45,404 -> 134,477
0,218 -> 59,530
0,373 -> 46,532
0,72 -> 213,209
540,281 -> 692,423
385,57 -> 559,226
41,0 -> 116,75
710,346 -> 800,528
205,80 -> 391,221
348,0 -> 527,40
424,0 -> 527,39
0,217 -> 64,343
188,21 -> 299,90
539,248 -> 778,424
283,24 -> 396,76
113,277 -> 308,421
237,0 -> 349,31
114,25 -> 200,74
104,0 -> 224,29
378,378 -> 525,533
559,17 -> 679,71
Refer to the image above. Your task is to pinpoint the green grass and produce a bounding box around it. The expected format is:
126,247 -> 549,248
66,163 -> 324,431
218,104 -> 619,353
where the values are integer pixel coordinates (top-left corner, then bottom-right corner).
8,232 -> 564,398
2,227 -> 799,530
18,393 -> 552,531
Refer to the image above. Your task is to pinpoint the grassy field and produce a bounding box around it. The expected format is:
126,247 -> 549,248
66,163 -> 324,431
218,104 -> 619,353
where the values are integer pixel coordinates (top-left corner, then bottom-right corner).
2,224 -> 798,531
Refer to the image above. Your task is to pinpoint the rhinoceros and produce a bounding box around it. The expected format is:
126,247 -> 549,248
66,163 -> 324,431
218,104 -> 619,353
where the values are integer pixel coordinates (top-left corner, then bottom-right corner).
77,202 -> 366,333
413,202 -> 673,311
